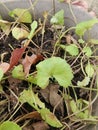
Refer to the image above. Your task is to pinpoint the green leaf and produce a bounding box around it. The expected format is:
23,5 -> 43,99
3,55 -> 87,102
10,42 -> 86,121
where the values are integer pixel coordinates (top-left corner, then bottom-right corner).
36,57 -> 73,88
77,109 -> 89,119
58,44 -> 66,50
19,89 -> 45,109
75,19 -> 98,36
59,44 -> 79,56
12,64 -> 25,80
76,99 -> 89,119
83,47 -> 93,57
0,20 -> 11,35
0,121 -> 21,130
85,63 -> 94,78
0,69 -> 4,81
65,44 -> 79,56
50,10 -> 64,25
70,99 -> 89,119
12,27 -> 29,40
70,100 -> 78,113
77,76 -> 90,87
28,21 -> 38,39
78,38 -> 85,44
40,108 -> 63,128
9,8 -> 32,23
26,75 -> 37,84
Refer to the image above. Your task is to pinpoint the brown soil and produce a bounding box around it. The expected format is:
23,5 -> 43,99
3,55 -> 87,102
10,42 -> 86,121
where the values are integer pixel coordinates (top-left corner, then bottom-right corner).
0,24 -> 96,130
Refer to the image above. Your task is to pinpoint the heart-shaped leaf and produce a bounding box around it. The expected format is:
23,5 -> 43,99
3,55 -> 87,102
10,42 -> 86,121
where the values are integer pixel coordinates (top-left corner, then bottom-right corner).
36,57 -> 73,88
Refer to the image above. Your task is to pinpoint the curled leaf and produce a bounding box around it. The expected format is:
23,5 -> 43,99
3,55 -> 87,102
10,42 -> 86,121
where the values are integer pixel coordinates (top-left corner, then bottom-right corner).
12,27 -> 29,40
22,54 -> 37,76
9,47 -> 26,70
77,76 -> 90,87
22,54 -> 44,76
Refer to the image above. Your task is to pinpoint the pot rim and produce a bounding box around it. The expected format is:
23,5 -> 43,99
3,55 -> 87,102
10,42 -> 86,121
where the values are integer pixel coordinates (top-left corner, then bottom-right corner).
0,0 -> 98,40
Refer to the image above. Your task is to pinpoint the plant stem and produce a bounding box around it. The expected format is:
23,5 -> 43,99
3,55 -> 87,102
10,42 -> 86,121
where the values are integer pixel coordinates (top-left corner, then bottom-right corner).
52,26 -> 76,56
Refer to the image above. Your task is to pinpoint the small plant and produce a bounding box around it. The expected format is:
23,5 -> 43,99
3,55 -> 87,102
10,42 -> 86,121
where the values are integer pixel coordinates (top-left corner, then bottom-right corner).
0,2 -> 98,130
